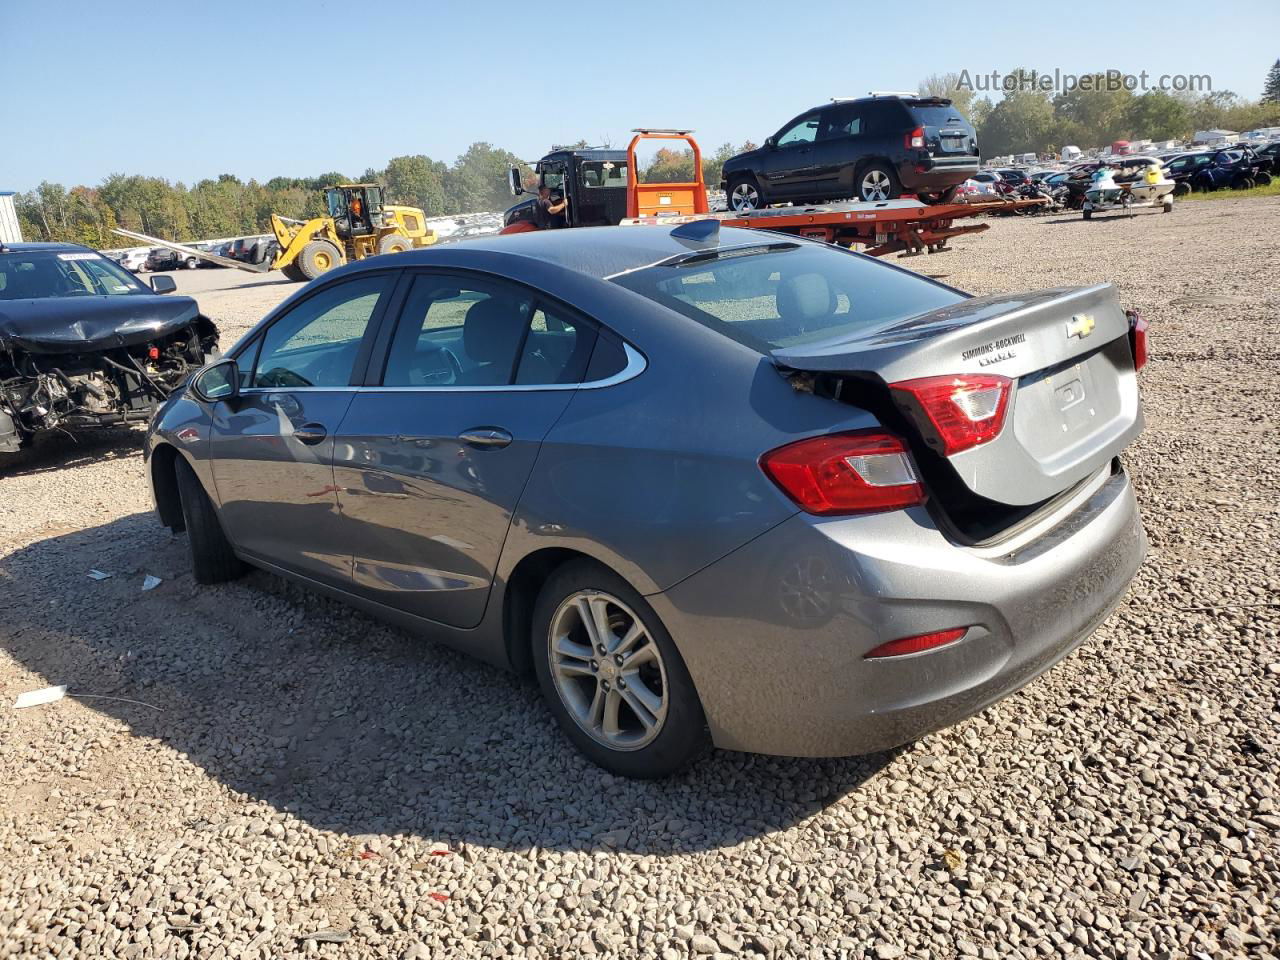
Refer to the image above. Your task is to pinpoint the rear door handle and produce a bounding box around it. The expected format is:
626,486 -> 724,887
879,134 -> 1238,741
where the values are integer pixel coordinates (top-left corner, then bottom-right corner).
294,422 -> 328,445
458,427 -> 512,449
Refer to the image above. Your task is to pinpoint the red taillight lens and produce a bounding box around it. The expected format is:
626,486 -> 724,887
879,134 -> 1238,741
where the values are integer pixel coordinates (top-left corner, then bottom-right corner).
890,374 -> 1012,457
864,627 -> 968,659
1127,309 -> 1148,371
760,430 -> 925,516
905,126 -> 925,149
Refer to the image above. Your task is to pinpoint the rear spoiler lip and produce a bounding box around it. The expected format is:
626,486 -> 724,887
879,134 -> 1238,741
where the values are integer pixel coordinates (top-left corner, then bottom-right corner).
769,283 -> 1121,378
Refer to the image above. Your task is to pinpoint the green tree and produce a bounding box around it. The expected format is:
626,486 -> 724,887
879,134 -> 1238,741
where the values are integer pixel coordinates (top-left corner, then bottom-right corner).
443,142 -> 529,214
919,72 -> 976,117
979,86 -> 1054,157
384,154 -> 448,216
1052,75 -> 1134,147
1262,59 -> 1280,103
1123,91 -> 1191,141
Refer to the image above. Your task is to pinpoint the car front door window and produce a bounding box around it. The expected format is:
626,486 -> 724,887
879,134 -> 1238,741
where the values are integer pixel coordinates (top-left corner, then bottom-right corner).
777,116 -> 819,148
252,275 -> 390,388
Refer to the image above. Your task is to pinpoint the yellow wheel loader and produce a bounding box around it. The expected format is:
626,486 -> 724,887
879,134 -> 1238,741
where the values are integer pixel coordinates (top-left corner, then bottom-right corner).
275,184 -> 435,281
114,183 -> 436,283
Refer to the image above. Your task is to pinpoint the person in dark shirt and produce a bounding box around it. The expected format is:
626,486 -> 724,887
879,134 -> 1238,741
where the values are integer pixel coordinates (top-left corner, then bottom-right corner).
534,185 -> 569,229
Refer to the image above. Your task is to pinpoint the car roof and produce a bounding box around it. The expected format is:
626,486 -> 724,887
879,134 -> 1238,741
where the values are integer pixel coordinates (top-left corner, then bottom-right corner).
346,225 -> 790,282
0,241 -> 93,254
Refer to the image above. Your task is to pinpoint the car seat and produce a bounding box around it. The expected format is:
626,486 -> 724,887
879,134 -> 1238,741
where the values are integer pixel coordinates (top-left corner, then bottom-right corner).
457,296 -> 529,385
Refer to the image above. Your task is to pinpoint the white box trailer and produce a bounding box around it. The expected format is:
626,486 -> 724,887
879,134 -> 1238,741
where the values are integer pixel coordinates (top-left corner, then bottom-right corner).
0,192 -> 22,243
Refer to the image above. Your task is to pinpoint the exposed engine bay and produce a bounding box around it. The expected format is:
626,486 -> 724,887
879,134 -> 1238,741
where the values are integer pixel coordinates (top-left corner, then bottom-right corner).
0,317 -> 218,453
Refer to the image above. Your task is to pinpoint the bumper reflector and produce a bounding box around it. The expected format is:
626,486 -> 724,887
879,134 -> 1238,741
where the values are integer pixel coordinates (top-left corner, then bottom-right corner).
864,627 -> 968,659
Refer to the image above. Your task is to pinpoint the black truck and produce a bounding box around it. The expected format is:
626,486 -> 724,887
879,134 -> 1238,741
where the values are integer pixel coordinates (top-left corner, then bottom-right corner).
503,148 -> 631,232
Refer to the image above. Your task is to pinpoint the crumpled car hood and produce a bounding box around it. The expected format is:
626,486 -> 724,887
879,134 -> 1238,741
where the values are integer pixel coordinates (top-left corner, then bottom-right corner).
0,295 -> 201,354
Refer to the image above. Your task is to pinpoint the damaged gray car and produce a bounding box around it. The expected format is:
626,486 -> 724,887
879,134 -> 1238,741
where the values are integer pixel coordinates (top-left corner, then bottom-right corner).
0,241 -> 218,455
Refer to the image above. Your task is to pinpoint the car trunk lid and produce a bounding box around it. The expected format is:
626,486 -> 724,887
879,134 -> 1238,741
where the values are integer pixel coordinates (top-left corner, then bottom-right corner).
771,283 -> 1143,507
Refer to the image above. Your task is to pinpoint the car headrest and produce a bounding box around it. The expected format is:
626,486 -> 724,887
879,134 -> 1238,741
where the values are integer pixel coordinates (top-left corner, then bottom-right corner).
776,272 -> 835,325
463,296 -> 526,363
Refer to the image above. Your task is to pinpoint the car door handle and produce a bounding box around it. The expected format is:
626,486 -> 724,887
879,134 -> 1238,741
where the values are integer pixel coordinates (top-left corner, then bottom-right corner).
458,427 -> 512,449
293,422 -> 328,445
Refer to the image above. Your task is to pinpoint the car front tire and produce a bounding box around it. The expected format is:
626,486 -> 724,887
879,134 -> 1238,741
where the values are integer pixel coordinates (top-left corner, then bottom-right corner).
175,457 -> 246,584
531,560 -> 709,778
858,162 -> 901,201
727,176 -> 764,213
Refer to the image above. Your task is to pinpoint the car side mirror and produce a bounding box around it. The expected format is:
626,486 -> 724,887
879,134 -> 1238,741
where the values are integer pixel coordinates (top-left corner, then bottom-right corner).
191,358 -> 240,403
151,275 -> 177,294
765,136 -> 777,150
508,166 -> 524,197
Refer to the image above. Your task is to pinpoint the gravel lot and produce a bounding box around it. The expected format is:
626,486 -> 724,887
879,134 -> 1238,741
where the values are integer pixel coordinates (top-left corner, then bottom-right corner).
2,198 -> 1278,960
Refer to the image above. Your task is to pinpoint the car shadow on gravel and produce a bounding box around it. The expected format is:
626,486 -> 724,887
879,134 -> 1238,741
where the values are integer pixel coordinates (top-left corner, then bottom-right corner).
1,513 -> 897,855
0,426 -> 144,477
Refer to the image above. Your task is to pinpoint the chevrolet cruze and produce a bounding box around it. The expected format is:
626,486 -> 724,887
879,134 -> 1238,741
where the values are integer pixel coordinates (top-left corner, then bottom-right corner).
146,224 -> 1147,777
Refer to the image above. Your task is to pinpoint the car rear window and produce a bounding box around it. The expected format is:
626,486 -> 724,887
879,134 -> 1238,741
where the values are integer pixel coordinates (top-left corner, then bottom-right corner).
611,243 -> 963,353
907,103 -> 967,127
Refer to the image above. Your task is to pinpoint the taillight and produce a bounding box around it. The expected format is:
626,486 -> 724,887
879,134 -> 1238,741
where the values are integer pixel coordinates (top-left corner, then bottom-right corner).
890,374 -> 1012,457
905,126 -> 925,149
760,430 -> 924,516
1126,309 -> 1148,371
864,627 -> 968,659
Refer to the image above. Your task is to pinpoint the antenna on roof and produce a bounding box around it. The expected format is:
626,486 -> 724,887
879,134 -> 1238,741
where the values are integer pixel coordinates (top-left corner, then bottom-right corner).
670,219 -> 719,243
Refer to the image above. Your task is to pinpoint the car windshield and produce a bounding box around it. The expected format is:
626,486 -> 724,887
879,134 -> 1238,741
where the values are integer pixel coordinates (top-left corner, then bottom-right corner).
0,250 -> 147,300
612,244 -> 963,353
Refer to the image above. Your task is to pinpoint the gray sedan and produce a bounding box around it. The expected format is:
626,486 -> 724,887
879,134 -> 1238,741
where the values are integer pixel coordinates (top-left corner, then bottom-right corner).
146,223 -> 1147,777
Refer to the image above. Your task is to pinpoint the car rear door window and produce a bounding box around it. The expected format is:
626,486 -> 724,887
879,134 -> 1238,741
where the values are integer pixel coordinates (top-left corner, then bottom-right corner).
252,274 -> 391,388
818,106 -> 861,140
515,305 -> 596,385
383,276 -> 532,387
382,274 -> 603,388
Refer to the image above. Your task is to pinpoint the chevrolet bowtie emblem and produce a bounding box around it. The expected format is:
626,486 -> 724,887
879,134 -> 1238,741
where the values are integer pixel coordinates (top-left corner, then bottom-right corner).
1066,314 -> 1096,339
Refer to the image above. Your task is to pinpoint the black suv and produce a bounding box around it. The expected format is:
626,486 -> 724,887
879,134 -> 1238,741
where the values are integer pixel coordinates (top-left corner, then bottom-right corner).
721,95 -> 979,211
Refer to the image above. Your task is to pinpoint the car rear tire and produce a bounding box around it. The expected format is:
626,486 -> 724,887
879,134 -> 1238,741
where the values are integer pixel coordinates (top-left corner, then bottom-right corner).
175,457 -> 246,585
531,560 -> 709,778
377,233 -> 413,255
297,240 -> 342,281
727,176 -> 764,213
185,257 -> 199,269
1253,171 -> 1272,187
1172,181 -> 1190,197
858,163 -> 900,202
1231,175 -> 1254,190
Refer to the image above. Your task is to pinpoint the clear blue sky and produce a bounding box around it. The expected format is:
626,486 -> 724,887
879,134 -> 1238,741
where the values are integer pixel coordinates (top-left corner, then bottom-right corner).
3,0 -> 1277,192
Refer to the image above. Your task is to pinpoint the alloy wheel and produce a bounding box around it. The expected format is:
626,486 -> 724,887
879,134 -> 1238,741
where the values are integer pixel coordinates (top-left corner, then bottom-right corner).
730,182 -> 761,212
548,590 -> 668,750
861,169 -> 893,201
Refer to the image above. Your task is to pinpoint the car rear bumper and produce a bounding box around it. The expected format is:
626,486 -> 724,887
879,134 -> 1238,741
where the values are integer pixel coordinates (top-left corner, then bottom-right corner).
647,465 -> 1145,757
901,156 -> 979,192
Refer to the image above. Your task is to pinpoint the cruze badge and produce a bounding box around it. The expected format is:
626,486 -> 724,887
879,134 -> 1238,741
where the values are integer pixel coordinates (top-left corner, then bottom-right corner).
1066,314 -> 1096,339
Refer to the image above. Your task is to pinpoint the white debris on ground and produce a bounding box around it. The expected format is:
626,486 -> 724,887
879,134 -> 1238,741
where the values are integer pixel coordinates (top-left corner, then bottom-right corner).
0,197 -> 1277,959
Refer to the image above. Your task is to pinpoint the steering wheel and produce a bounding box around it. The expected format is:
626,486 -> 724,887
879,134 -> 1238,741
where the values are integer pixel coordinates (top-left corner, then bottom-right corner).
420,347 -> 463,386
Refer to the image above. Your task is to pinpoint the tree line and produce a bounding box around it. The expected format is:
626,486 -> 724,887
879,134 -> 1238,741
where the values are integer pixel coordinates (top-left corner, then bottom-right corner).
14,140 -> 756,249
922,67 -> 1280,159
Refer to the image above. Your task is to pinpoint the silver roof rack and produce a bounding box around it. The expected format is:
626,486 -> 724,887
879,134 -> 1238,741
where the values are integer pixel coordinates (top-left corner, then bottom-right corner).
867,90 -> 919,98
